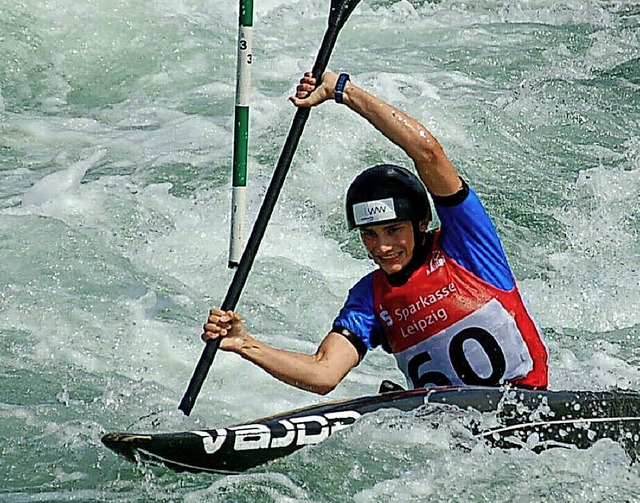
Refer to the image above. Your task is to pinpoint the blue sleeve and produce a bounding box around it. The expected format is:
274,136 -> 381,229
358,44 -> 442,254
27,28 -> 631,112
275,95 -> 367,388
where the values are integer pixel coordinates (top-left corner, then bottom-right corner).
332,273 -> 384,352
434,186 -> 515,291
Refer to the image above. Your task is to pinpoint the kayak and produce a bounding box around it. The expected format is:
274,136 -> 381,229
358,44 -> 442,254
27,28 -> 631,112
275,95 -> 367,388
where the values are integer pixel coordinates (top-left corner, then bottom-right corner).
102,385 -> 640,474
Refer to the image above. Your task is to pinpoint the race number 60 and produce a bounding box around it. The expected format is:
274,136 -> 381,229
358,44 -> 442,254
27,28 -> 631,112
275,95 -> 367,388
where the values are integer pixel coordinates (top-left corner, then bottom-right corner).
407,327 -> 507,388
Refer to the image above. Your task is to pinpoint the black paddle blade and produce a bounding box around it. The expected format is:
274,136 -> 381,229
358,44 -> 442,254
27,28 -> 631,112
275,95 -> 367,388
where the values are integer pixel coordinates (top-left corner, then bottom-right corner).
178,0 -> 362,416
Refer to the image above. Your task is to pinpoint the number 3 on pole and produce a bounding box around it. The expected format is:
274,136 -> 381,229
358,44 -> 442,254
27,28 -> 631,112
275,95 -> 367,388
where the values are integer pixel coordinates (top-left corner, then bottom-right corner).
229,0 -> 254,268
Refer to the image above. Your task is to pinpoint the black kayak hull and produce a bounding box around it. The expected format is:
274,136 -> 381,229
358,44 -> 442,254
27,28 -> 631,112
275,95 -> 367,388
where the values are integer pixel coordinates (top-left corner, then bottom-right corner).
102,386 -> 640,474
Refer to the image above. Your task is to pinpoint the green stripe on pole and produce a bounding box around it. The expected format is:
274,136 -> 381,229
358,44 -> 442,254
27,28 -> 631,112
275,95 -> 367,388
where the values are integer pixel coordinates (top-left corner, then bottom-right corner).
232,106 -> 249,187
240,0 -> 253,27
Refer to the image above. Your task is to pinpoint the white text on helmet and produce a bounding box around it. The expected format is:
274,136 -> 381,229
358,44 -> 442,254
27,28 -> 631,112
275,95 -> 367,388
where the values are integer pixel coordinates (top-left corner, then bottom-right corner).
353,198 -> 397,226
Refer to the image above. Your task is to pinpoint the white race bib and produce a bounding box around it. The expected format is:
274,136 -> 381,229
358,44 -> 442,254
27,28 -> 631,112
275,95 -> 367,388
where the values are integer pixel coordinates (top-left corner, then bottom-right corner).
393,299 -> 534,388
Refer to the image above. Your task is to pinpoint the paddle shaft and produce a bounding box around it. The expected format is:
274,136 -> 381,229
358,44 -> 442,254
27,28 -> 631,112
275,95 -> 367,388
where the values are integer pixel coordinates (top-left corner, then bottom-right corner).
179,0 -> 361,415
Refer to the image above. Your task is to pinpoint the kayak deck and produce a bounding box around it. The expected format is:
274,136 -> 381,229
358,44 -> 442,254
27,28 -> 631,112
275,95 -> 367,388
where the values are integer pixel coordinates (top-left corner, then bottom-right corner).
102,386 -> 640,474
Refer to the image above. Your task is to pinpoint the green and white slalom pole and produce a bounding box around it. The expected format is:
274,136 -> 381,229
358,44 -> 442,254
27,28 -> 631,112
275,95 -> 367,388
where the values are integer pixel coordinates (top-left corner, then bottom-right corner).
228,0 -> 254,268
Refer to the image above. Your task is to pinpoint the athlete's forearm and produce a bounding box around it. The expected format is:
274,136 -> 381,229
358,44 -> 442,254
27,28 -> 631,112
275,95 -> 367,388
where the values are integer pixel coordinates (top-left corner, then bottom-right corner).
341,81 -> 461,196
234,334 -> 351,395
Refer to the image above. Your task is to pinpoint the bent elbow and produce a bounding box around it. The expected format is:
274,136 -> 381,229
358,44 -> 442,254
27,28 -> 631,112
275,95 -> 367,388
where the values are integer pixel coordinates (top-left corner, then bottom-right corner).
312,376 -> 342,396
315,384 -> 337,396
413,142 -> 445,166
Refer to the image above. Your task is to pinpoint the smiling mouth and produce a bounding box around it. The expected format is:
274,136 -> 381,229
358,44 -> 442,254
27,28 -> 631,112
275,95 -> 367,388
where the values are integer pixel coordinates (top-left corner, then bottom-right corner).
377,251 -> 403,262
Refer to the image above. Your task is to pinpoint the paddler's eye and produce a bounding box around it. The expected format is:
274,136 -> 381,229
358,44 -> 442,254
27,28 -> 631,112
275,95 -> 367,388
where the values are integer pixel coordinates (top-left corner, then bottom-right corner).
360,228 -> 376,239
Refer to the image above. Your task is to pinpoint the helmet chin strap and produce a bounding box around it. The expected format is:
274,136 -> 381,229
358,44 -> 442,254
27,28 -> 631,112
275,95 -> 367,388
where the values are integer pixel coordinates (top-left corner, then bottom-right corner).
386,222 -> 433,286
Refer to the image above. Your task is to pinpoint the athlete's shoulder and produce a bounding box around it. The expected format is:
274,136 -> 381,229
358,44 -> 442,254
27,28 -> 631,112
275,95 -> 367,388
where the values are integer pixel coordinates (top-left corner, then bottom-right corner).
333,270 -> 383,352
350,270 -> 376,296
431,179 -> 515,290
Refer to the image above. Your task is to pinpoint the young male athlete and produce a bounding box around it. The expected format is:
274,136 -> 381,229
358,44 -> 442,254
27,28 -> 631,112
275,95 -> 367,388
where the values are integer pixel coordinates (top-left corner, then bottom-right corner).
202,71 -> 548,393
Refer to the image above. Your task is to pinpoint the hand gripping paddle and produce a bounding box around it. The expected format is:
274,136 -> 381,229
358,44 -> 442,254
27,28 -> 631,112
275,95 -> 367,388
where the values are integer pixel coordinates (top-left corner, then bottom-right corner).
179,0 -> 362,415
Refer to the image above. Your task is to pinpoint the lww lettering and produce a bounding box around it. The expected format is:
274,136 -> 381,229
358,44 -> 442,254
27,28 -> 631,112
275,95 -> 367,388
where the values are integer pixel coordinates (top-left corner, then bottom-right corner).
365,206 -> 389,216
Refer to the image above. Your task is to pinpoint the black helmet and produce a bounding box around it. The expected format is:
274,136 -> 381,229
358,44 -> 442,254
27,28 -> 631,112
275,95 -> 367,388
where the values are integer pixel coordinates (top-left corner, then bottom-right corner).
345,164 -> 430,230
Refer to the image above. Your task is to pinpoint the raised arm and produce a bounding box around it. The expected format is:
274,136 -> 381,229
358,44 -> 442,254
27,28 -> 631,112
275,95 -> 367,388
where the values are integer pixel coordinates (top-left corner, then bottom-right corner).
290,72 -> 462,197
202,309 -> 359,395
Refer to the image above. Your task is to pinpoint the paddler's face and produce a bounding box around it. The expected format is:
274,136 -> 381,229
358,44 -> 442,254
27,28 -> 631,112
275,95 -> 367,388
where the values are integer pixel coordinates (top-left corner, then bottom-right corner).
359,220 -> 416,275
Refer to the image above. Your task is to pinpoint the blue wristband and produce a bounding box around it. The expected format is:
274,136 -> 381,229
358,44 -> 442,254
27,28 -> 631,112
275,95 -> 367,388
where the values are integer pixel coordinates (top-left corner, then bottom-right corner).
334,73 -> 350,104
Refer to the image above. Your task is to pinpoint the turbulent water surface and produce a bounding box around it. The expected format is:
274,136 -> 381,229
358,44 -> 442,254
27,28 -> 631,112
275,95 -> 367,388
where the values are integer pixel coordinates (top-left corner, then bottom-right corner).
1,0 -> 639,501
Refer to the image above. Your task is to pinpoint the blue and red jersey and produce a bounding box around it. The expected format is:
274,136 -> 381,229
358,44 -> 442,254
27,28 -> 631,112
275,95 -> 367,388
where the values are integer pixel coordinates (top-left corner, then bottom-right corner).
333,184 -> 548,389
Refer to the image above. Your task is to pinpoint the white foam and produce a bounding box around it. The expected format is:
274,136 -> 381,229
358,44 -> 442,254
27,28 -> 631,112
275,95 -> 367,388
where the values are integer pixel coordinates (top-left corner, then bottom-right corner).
21,150 -> 106,207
